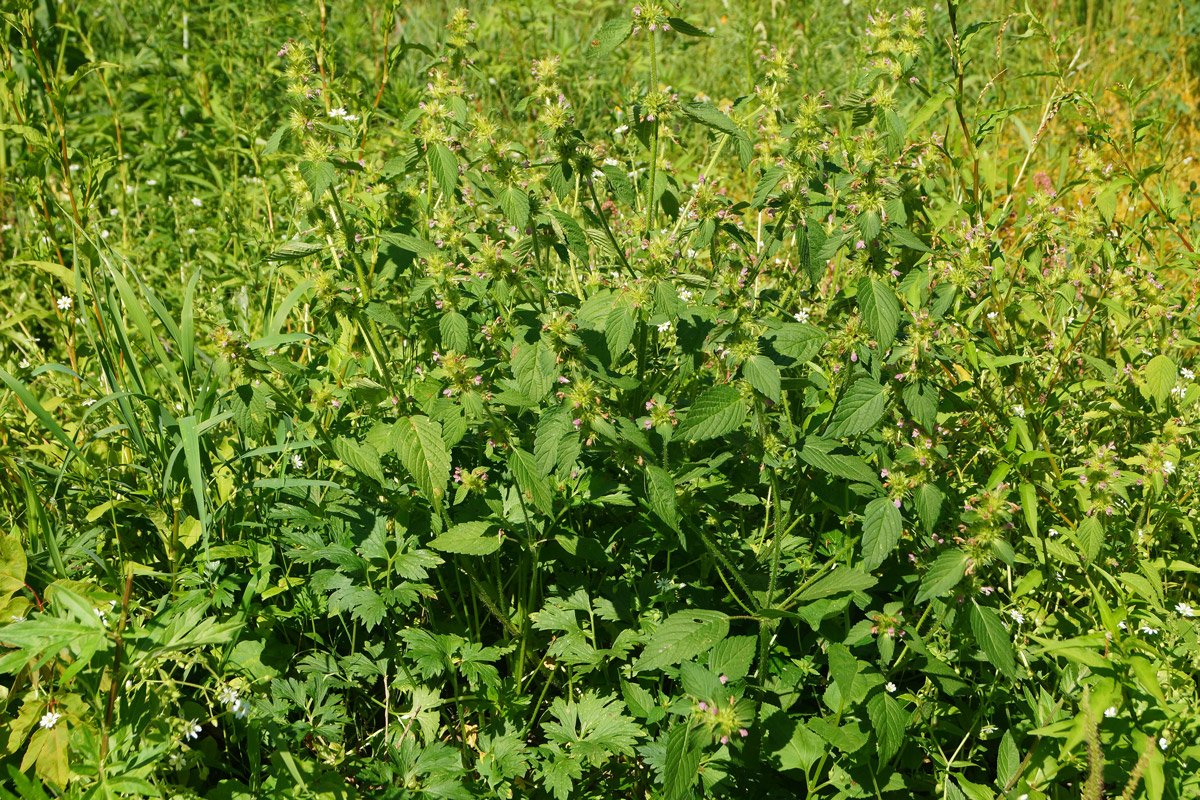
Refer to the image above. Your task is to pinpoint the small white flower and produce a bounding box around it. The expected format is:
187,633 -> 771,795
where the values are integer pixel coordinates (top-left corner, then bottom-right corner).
1012,405 -> 1025,418
82,398 -> 95,407
146,179 -> 157,186
19,359 -> 29,369
191,197 -> 203,207
678,289 -> 693,303
39,711 -> 61,729
94,608 -> 108,626
1182,367 -> 1196,380
1140,624 -> 1158,635
657,321 -> 671,333
1009,609 -> 1025,625
100,229 -> 110,239
794,308 -> 810,324
1162,461 -> 1175,476
885,682 -> 897,693
1104,706 -> 1116,718
327,107 -> 347,118
1047,528 -> 1058,537
183,721 -> 202,741
217,686 -> 240,707
343,114 -> 359,122
1159,737 -> 1169,751
57,295 -> 73,311
232,698 -> 250,719
987,311 -> 998,319
1176,602 -> 1195,617
1118,620 -> 1127,630
11,615 -> 26,622
292,454 -> 304,469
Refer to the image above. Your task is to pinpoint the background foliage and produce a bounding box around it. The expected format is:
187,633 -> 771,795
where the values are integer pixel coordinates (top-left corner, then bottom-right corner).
2,0 -> 1200,797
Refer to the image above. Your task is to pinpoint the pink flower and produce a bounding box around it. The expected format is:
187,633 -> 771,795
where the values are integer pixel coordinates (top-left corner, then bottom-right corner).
739,728 -> 749,738
698,701 -> 708,712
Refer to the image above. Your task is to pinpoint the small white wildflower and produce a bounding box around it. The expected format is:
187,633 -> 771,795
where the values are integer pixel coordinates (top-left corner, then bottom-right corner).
39,711 -> 61,729
1162,461 -> 1175,476
987,311 -> 998,319
100,229 -> 110,239
57,295 -> 73,311
1012,405 -> 1025,418
1182,367 -> 1195,380
327,107 -> 347,118
82,398 -> 95,407
217,686 -> 240,707
232,698 -> 250,719
292,454 -> 304,469
191,197 -> 202,207
1009,609 -> 1025,625
1118,620 -> 1126,630
678,289 -> 693,303
885,682 -> 897,693
19,359 -> 29,369
146,179 -> 157,186
794,308 -> 810,324
1159,737 -> 1168,751
657,321 -> 671,333
1104,706 -> 1116,718
1047,528 -> 1058,537
1140,624 -> 1158,635
10,615 -> 26,622
183,721 -> 202,741
1176,602 -> 1195,617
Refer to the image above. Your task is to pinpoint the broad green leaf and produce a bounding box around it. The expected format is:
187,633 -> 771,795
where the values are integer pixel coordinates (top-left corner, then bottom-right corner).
827,378 -> 888,439
678,385 -> 747,441
429,521 -> 501,556
799,437 -> 880,486
858,277 -> 901,349
1020,482 -> 1038,537
633,610 -> 729,673
333,437 -> 385,484
645,465 -> 680,532
511,447 -> 553,516
1144,355 -> 1176,405
440,311 -> 469,352
663,722 -> 702,800
297,160 -> 336,203
915,483 -> 943,533
769,323 -> 825,363
666,17 -> 712,37
1074,516 -> 1103,564
970,602 -> 1016,679
680,102 -> 742,138
709,636 -> 755,681
997,730 -> 1020,788
605,299 -> 636,364
796,566 -> 877,602
860,497 -> 902,571
592,17 -> 632,59
916,549 -> 969,603
396,416 -> 452,507
430,142 -> 458,196
866,692 -> 908,763
742,355 -> 781,402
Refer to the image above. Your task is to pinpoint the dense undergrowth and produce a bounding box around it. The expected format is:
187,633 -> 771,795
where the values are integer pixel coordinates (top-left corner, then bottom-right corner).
2,0 -> 1200,798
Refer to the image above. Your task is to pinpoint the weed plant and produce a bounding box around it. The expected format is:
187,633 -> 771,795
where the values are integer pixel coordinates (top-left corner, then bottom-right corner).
1,1 -> 1200,798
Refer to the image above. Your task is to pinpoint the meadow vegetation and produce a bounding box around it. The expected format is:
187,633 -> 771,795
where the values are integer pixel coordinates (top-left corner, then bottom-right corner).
2,0 -> 1200,797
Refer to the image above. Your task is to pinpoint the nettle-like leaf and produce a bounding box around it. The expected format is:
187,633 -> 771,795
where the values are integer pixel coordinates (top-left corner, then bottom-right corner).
677,385 -> 747,441
827,377 -> 888,438
860,496 -> 903,571
395,415 -> 452,508
633,610 -> 729,673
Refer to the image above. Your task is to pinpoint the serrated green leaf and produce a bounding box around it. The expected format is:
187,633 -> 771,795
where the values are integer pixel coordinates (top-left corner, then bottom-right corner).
796,566 -> 877,602
663,722 -> 702,800
916,549 -> 969,603
680,102 -> 742,138
678,385 -> 747,441
666,17 -> 712,36
633,610 -> 729,673
592,17 -> 633,59
333,437 -> 385,484
742,355 -> 781,402
429,521 -> 501,556
298,160 -> 336,203
860,497 -> 902,571
827,378 -> 888,438
866,692 -> 908,763
645,465 -> 680,532
430,142 -> 458,196
1075,516 -> 1103,564
858,277 -> 901,349
1145,355 -> 1176,405
511,447 -> 553,516
970,602 -> 1016,679
440,311 -> 469,352
396,416 -> 451,508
